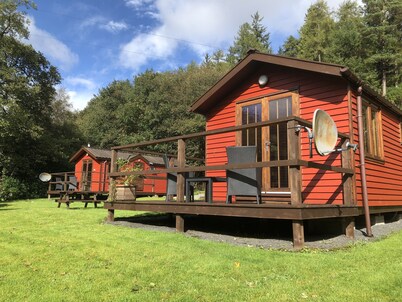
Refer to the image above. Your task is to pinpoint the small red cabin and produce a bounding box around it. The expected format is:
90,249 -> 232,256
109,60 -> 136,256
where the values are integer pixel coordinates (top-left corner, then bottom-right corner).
69,147 -> 167,196
106,51 -> 402,248
189,51 -> 402,207
123,154 -> 167,196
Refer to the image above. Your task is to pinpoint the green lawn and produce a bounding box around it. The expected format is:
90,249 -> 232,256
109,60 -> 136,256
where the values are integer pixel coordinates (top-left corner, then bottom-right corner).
0,199 -> 401,302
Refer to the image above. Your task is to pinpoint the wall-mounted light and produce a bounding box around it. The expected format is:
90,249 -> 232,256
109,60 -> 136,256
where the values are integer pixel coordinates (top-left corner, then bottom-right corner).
258,75 -> 269,87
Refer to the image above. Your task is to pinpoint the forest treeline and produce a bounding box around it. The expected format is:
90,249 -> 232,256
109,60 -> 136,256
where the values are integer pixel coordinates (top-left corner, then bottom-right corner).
0,0 -> 401,200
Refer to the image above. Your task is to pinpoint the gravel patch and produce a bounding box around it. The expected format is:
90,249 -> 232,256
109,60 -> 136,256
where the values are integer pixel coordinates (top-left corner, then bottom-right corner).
108,214 -> 402,250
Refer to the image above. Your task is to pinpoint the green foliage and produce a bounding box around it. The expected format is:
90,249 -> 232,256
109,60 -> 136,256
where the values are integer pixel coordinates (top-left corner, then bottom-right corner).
362,0 -> 402,95
278,35 -> 300,57
298,0 -> 335,62
279,0 -> 402,108
1,199 -> 402,301
78,63 -> 229,159
0,174 -> 44,201
0,1 -> 82,200
227,12 -> 272,64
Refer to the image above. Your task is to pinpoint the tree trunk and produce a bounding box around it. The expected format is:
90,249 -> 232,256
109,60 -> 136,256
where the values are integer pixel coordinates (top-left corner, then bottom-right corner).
382,69 -> 387,96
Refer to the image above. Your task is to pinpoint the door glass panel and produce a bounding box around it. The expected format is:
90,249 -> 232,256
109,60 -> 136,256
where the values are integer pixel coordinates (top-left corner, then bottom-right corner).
82,160 -> 92,191
241,103 -> 262,161
269,97 -> 292,189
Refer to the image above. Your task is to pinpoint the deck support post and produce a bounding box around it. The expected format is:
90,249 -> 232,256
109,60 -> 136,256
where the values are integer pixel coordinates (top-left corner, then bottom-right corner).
292,220 -> 304,250
107,209 -> 115,222
342,217 -> 355,239
176,214 -> 184,232
177,139 -> 186,202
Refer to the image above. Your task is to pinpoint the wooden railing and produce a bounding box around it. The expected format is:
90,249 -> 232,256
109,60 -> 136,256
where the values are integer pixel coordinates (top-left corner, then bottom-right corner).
47,171 -> 109,193
108,116 -> 354,205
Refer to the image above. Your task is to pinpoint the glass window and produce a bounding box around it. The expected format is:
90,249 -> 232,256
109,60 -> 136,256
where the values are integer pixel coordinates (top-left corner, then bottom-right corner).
241,103 -> 262,161
363,102 -> 383,159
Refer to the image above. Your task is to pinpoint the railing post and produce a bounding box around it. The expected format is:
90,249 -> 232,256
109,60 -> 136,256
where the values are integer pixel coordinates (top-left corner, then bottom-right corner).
288,119 -> 304,249
177,139 -> 186,202
341,139 -> 355,239
288,120 -> 302,204
341,139 -> 353,205
108,149 -> 117,203
63,172 -> 68,191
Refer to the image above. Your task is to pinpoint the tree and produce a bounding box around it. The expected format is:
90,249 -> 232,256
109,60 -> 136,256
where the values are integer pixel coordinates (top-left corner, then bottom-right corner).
327,1 -> 366,72
226,12 -> 272,64
298,0 -> 335,62
0,0 -> 80,199
77,80 -> 136,148
278,35 -> 300,57
362,0 -> 402,97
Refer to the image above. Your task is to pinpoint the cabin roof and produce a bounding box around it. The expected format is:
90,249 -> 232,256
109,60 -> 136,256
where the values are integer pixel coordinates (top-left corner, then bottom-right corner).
129,154 -> 165,166
69,147 -> 166,165
190,51 -> 402,117
69,147 -> 133,163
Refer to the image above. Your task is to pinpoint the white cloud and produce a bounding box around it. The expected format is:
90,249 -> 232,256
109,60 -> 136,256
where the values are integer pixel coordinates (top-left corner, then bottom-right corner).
119,29 -> 177,71
66,89 -> 96,111
119,0 -> 361,71
125,0 -> 154,9
101,21 -> 129,33
26,16 -> 78,71
80,16 -> 129,33
65,77 -> 97,91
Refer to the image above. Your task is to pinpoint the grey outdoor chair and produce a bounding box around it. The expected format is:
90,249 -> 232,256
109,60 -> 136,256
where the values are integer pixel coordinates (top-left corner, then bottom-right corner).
225,146 -> 261,204
163,155 -> 194,202
68,176 -> 78,191
55,177 -> 63,191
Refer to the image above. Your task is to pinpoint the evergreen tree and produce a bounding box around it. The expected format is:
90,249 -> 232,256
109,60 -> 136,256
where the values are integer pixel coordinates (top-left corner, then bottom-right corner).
362,0 -> 402,97
298,0 -> 335,62
328,1 -> 365,71
278,35 -> 300,57
226,12 -> 272,65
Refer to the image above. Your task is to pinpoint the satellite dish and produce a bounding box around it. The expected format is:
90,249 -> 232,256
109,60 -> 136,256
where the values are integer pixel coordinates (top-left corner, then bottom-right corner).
39,172 -> 52,182
313,109 -> 338,156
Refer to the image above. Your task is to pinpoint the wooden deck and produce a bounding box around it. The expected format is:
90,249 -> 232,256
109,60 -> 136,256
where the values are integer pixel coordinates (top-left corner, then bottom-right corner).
105,117 -> 359,249
104,200 -> 358,220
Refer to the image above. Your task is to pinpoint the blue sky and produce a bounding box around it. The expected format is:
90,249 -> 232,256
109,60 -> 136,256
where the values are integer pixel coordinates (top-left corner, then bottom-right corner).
25,0 -> 352,110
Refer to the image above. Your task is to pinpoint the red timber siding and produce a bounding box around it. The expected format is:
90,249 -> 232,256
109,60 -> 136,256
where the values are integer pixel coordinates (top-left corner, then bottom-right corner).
128,158 -> 167,196
205,65 -> 351,204
351,93 -> 402,206
74,154 -> 108,192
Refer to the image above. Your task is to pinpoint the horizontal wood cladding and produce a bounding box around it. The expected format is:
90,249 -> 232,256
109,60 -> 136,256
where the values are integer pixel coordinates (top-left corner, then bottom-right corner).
205,65 -> 351,203
350,93 -> 402,207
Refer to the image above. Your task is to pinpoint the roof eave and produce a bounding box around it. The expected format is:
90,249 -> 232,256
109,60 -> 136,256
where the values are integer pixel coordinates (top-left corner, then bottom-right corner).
190,52 -> 344,115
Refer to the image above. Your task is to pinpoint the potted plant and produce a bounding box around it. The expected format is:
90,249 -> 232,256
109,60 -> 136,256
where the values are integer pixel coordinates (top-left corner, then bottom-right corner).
115,159 -> 142,201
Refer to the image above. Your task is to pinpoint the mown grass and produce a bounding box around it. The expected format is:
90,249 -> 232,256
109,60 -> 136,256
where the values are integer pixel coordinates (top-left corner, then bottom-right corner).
0,199 -> 401,301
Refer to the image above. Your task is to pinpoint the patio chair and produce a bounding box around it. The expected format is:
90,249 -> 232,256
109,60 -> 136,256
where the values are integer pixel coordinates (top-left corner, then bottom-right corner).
163,155 -> 194,202
225,146 -> 261,204
55,177 -> 63,191
68,176 -> 78,191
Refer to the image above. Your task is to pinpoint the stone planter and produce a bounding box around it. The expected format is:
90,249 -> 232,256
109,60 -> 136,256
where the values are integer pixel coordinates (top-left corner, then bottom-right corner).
116,185 -> 136,201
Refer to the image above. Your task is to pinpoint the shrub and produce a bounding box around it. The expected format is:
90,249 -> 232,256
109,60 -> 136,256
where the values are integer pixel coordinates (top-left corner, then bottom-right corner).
0,175 -> 45,201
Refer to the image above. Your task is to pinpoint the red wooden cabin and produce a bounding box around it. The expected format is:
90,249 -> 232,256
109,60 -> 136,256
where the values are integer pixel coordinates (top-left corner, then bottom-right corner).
106,51 -> 402,248
123,154 -> 167,196
69,147 -> 167,197
190,51 -> 402,208
69,147 -> 130,193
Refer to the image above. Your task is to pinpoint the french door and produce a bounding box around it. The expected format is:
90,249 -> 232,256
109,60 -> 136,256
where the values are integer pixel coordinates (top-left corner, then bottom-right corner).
82,160 -> 93,191
236,92 -> 298,193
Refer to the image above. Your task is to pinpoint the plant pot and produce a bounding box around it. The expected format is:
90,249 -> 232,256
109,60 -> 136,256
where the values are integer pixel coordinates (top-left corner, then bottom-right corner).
116,185 -> 136,201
